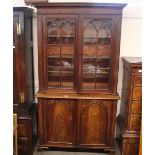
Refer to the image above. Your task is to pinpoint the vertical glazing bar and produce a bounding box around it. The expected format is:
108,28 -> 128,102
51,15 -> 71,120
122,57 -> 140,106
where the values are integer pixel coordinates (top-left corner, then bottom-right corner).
90,20 -> 98,90
60,19 -> 62,88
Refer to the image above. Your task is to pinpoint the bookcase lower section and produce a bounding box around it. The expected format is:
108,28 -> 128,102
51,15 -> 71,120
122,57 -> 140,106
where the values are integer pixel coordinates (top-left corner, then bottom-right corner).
37,97 -> 118,153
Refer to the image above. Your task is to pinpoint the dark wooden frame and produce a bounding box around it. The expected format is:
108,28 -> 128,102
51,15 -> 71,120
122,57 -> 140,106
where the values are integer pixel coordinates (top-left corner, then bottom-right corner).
13,7 -> 38,155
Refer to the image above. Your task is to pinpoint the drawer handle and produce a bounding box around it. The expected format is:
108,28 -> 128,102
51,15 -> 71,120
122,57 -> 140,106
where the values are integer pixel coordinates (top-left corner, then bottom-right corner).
138,70 -> 142,73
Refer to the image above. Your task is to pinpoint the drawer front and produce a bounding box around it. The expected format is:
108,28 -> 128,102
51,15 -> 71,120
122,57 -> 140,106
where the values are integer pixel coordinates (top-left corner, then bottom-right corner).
121,136 -> 139,155
133,75 -> 142,85
18,119 -> 32,155
128,115 -> 141,132
18,123 -> 28,137
18,138 -> 31,155
132,86 -> 142,100
130,100 -> 142,115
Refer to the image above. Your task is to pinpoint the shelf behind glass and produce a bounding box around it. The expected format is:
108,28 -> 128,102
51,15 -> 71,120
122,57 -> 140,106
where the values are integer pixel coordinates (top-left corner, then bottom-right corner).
47,44 -> 75,58
48,71 -> 74,76
47,36 -> 75,44
83,37 -> 111,45
48,55 -> 74,58
48,35 -> 75,37
83,44 -> 110,58
48,71 -> 74,89
48,58 -> 74,68
48,66 -> 74,71
83,56 -> 110,59
82,82 -> 109,90
48,82 -> 74,89
83,72 -> 109,77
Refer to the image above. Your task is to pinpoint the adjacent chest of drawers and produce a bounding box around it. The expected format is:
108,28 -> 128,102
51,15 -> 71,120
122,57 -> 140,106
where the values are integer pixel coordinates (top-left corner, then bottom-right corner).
117,57 -> 142,155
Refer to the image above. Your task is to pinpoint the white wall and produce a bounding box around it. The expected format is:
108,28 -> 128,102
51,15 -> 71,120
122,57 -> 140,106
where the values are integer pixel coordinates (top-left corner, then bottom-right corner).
13,0 -> 142,115
117,4 -> 142,115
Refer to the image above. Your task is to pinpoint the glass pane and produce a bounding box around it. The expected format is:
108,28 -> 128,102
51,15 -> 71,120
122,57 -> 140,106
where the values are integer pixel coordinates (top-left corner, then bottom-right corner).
61,45 -> 74,58
82,18 -> 112,90
47,18 -> 75,89
83,58 -> 96,90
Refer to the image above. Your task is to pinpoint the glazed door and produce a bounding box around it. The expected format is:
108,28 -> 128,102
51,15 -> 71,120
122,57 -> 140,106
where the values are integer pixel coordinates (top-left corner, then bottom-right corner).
38,99 -> 76,146
77,100 -> 115,147
80,15 -> 119,93
40,15 -> 78,91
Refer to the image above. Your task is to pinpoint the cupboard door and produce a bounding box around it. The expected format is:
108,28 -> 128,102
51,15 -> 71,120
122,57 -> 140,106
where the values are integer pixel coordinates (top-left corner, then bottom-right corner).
38,99 -> 76,146
41,15 -> 78,91
78,100 -> 115,147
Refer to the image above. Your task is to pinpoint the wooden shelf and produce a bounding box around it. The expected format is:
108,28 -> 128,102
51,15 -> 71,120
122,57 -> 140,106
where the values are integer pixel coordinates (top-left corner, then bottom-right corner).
48,71 -> 74,77
83,56 -> 110,59
47,43 -> 74,46
48,55 -> 74,58
47,44 -> 75,46
48,35 -> 75,37
83,72 -> 109,74
83,44 -> 111,47
48,66 -> 74,70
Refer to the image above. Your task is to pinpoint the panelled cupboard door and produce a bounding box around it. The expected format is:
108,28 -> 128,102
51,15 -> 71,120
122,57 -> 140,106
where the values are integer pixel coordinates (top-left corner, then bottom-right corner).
40,15 -> 78,91
38,99 -> 76,146
77,100 -> 115,147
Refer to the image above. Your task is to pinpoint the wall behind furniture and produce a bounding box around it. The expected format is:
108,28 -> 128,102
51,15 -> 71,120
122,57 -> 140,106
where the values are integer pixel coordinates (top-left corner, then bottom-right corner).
13,0 -> 142,115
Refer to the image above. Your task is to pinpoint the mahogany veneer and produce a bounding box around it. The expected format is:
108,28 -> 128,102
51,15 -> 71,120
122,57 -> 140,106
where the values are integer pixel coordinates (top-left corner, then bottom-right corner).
32,3 -> 126,153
